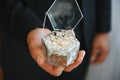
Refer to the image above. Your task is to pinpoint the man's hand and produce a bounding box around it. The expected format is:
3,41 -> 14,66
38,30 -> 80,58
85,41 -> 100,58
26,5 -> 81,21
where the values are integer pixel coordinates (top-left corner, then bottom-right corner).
27,28 -> 85,76
91,33 -> 110,65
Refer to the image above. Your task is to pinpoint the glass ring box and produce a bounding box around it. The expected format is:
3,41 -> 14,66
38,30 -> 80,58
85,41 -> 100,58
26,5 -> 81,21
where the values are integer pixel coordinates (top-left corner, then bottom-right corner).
42,0 -> 83,66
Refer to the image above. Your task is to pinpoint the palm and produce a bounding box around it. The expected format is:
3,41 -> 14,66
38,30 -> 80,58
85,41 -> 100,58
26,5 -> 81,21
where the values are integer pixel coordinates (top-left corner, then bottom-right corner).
27,28 -> 85,76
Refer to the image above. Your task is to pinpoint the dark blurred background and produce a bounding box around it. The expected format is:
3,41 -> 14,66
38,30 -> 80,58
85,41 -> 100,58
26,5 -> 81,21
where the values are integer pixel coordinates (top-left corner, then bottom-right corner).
85,0 -> 120,80
0,0 -> 120,80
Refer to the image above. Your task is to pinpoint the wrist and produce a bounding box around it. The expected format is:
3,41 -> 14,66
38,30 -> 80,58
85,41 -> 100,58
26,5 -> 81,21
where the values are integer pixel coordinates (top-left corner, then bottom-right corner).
95,33 -> 109,38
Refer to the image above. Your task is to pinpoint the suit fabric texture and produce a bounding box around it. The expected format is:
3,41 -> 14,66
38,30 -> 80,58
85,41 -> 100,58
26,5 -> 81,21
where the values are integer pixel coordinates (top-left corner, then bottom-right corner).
0,0 -> 111,80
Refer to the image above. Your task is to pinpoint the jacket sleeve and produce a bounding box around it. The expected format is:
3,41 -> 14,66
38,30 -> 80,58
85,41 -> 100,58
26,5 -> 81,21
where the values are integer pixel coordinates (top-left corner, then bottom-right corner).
96,0 -> 111,33
0,28 -> 1,65
0,46 -> 1,65
0,0 -> 42,46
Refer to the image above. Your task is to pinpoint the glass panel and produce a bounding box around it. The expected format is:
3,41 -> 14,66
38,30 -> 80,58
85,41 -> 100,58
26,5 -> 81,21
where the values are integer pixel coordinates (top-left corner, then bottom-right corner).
42,0 -> 83,66
46,0 -> 83,30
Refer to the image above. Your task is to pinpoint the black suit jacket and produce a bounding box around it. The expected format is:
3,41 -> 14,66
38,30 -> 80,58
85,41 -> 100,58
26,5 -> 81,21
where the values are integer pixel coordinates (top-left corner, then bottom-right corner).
0,0 -> 111,49
0,0 -> 111,79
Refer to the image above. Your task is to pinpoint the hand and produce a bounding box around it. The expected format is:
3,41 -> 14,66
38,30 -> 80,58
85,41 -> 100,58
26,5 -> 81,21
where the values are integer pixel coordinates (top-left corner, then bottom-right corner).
91,33 -> 110,65
64,50 -> 85,72
27,28 -> 85,76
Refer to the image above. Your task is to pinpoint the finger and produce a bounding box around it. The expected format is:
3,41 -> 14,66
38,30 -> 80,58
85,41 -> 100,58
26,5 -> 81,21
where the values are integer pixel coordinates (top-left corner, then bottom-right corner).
52,66 -> 65,76
29,47 -> 45,65
37,55 -> 65,76
33,48 -> 64,76
91,43 -> 99,64
93,47 -> 109,65
64,50 -> 85,72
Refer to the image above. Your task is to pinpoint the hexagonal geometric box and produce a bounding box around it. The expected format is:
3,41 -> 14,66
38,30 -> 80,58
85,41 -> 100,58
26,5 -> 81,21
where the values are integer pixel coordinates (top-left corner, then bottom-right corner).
46,0 -> 83,30
42,0 -> 83,66
43,30 -> 80,66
